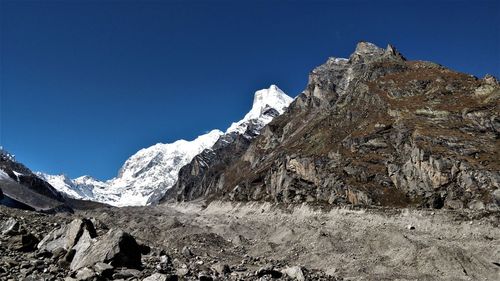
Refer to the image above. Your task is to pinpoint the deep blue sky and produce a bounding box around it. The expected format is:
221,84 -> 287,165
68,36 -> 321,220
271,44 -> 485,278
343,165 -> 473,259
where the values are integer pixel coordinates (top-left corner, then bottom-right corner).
1,0 -> 498,180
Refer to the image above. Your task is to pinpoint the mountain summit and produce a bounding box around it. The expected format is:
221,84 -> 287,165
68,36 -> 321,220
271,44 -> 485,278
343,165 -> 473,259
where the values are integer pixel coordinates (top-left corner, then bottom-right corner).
227,85 -> 293,134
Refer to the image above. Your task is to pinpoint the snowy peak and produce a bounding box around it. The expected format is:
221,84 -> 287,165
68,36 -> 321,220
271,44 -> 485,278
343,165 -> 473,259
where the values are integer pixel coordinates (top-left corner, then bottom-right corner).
249,84 -> 292,118
227,85 -> 293,134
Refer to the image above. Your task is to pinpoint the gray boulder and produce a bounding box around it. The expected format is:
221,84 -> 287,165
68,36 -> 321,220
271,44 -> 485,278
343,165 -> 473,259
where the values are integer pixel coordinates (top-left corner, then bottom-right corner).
75,267 -> 95,281
7,233 -> 39,252
38,218 -> 96,253
70,228 -> 142,271
1,217 -> 20,236
143,273 -> 169,281
283,266 -> 305,281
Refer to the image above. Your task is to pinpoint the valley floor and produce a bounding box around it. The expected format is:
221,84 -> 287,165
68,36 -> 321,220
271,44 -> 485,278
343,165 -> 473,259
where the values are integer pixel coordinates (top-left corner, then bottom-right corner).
1,201 -> 499,280
81,201 -> 500,280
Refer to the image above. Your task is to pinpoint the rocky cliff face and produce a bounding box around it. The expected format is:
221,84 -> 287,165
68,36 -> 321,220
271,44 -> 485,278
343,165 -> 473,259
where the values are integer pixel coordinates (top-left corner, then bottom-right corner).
168,42 -> 500,210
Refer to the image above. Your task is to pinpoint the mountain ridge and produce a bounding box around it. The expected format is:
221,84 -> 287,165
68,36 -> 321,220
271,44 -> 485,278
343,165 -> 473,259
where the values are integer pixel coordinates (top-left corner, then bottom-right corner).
164,42 -> 500,211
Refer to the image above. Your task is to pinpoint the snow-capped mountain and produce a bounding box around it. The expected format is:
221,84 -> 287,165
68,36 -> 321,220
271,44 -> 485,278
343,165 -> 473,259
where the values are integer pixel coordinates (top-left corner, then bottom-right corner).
227,85 -> 293,134
38,130 -> 222,206
39,85 -> 293,206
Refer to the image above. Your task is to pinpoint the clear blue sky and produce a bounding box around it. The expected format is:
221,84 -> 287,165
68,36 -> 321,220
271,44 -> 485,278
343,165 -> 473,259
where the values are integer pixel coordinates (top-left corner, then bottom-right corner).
1,0 -> 498,180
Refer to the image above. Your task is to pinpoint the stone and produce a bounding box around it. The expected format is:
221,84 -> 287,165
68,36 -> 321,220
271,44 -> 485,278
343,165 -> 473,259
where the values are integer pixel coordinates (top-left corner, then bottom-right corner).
198,272 -> 213,281
70,228 -> 142,271
143,273 -> 168,281
75,267 -> 95,281
93,262 -> 113,277
282,266 -> 305,281
468,200 -> 485,210
255,266 -> 282,278
8,233 -> 39,252
156,254 -> 172,273
176,267 -> 189,277
112,268 -> 140,279
51,247 -> 67,261
181,246 -> 193,257
38,218 -> 96,253
213,263 -> 231,275
1,218 -> 20,236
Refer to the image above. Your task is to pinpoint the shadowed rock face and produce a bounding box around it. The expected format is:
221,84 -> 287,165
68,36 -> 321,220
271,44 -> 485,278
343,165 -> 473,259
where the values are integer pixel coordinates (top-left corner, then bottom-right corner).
167,42 -> 500,210
0,150 -> 70,212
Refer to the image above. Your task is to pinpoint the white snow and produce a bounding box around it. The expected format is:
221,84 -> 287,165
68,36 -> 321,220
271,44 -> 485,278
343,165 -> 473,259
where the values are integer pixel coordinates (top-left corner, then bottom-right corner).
36,173 -> 96,200
227,85 -> 293,134
40,85 -> 293,207
12,171 -> 23,180
0,169 -> 13,181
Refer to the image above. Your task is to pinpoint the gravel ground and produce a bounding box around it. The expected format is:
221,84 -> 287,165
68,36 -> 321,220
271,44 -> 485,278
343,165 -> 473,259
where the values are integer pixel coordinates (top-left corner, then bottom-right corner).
78,201 -> 500,280
1,201 -> 499,280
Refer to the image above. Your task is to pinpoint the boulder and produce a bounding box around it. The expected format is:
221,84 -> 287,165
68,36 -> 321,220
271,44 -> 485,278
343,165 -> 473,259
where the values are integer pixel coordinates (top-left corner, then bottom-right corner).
38,218 -> 96,253
75,267 -> 95,281
1,217 -> 21,236
70,228 -> 142,271
143,273 -> 169,281
112,268 -> 140,279
7,233 -> 39,252
93,262 -> 113,277
283,266 -> 306,281
181,246 -> 193,257
213,263 -> 231,275
256,266 -> 282,278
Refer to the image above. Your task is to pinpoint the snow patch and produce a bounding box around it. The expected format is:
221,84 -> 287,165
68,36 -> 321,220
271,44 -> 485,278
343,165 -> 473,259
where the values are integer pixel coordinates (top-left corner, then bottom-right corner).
0,169 -> 13,181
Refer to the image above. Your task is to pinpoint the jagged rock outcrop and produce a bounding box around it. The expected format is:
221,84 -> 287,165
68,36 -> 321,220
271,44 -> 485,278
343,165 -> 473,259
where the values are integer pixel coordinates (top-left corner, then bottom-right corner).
170,42 -> 500,210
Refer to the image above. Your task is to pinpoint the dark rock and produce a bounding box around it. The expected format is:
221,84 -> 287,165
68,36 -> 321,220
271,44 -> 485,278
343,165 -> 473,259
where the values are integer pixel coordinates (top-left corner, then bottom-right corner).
256,266 -> 282,278
198,273 -> 213,281
8,233 -> 39,252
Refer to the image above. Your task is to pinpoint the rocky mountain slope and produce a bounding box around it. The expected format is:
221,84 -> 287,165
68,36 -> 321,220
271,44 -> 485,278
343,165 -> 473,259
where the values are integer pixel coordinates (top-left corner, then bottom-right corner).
0,148 -> 105,212
165,42 -> 500,211
40,85 -> 293,207
0,148 -> 68,212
